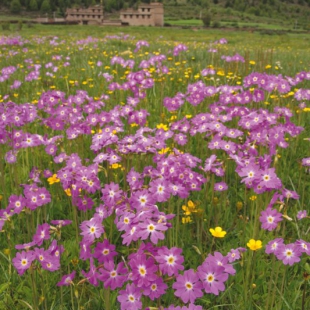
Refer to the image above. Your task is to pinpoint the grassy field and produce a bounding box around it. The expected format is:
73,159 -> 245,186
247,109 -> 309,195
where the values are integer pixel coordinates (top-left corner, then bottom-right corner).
0,25 -> 310,310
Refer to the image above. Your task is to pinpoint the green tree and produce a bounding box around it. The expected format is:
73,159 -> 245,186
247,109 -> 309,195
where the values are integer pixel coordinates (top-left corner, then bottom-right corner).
10,0 -> 22,13
40,0 -> 51,13
29,0 -> 38,10
202,11 -> 212,27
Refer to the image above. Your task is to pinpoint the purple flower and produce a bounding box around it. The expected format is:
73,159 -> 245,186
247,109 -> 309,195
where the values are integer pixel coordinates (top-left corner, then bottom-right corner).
12,250 -> 35,275
129,254 -> 158,287
101,182 -> 122,207
41,256 -> 60,271
137,219 -> 168,244
5,150 -> 18,163
57,271 -> 76,286
33,223 -> 51,246
81,257 -> 100,286
259,207 -> 283,231
295,239 -> 310,254
258,168 -> 282,190
79,240 -> 92,260
205,252 -> 235,275
174,133 -> 187,146
117,283 -> 142,310
149,179 -> 171,203
126,168 -> 143,190
142,277 -> 168,300
265,238 -> 284,255
214,182 -> 228,191
226,248 -> 245,263
275,243 -> 302,265
93,239 -> 117,263
130,189 -> 154,209
50,219 -> 72,227
155,246 -> 184,276
7,194 -> 26,214
172,269 -> 203,304
165,305 -> 203,310
80,217 -> 104,243
99,261 -> 128,290
302,157 -> 310,167
297,210 -> 307,220
197,262 -> 228,295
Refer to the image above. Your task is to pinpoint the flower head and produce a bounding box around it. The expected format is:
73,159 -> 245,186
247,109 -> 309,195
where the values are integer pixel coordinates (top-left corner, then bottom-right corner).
247,239 -> 262,251
210,227 -> 226,238
47,174 -> 60,185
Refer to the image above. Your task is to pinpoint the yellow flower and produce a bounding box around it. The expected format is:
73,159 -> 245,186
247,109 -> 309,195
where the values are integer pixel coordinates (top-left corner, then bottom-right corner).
265,64 -> 272,69
247,239 -> 262,251
182,205 -> 192,215
209,227 -> 227,238
48,174 -> 60,185
111,163 -> 122,169
249,60 -> 256,65
64,188 -> 71,196
182,200 -> 198,215
236,201 -> 243,211
182,216 -> 192,224
249,195 -> 257,201
3,248 -> 10,256
158,147 -> 170,154
156,123 -> 169,131
187,200 -> 195,209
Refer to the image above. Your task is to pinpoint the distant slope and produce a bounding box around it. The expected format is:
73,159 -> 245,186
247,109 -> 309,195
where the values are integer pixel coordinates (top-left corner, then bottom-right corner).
1,0 -> 310,29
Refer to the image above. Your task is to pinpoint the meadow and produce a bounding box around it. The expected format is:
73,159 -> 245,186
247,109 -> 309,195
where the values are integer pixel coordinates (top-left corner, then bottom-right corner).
0,25 -> 310,310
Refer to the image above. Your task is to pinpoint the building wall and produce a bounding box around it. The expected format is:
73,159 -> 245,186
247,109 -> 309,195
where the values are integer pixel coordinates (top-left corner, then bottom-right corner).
120,3 -> 164,27
65,3 -> 164,27
65,5 -> 104,25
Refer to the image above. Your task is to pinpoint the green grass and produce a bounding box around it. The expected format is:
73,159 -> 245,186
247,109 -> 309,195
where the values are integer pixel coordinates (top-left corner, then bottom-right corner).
0,25 -> 310,310
165,19 -> 203,26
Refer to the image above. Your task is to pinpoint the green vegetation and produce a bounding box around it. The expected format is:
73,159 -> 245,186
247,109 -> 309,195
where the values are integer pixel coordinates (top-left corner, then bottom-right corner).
0,0 -> 310,31
0,25 -> 309,310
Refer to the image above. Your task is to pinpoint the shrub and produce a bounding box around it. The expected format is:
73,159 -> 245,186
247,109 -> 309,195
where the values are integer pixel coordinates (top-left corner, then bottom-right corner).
10,0 -> 22,14
1,23 -> 11,31
40,0 -> 51,14
212,20 -> 221,28
202,12 -> 212,27
16,20 -> 23,31
29,0 -> 38,11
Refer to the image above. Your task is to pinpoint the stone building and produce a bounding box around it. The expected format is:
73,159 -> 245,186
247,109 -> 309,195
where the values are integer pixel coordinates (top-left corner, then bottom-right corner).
65,2 -> 164,27
65,5 -> 104,25
120,3 -> 164,27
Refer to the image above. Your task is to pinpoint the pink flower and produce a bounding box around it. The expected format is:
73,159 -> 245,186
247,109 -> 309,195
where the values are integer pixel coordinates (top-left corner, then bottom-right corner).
197,262 -> 228,295
117,283 -> 142,310
57,271 -> 76,286
155,246 -> 184,276
275,243 -> 302,266
80,217 -> 104,243
172,269 -> 203,304
259,207 -> 283,231
12,251 -> 35,275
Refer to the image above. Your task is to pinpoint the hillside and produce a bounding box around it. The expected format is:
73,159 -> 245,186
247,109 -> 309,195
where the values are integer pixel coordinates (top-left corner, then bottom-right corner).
0,0 -> 310,30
